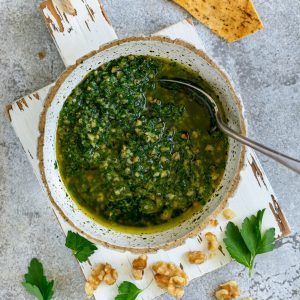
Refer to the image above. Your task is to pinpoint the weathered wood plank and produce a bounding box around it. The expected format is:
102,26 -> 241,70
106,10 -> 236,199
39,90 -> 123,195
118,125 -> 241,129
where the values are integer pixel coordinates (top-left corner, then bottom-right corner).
39,0 -> 117,67
8,84 -> 53,177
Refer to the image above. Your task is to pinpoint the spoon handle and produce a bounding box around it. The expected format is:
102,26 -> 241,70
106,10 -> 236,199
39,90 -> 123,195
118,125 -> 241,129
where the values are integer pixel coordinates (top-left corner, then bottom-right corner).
216,113 -> 300,174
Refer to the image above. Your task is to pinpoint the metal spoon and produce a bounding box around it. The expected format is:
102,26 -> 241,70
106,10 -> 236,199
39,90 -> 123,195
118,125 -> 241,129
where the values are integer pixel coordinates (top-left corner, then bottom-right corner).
160,78 -> 300,174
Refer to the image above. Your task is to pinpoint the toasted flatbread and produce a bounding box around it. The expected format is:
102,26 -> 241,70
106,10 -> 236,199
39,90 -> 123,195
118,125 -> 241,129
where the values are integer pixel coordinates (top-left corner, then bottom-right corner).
173,0 -> 264,42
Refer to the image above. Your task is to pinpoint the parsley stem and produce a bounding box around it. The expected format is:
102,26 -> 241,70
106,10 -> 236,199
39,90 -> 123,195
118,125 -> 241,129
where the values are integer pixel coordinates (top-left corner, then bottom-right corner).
248,257 -> 255,277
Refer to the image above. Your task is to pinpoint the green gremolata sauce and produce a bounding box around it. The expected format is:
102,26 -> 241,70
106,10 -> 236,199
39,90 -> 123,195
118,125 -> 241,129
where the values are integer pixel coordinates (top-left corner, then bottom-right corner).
56,55 -> 228,233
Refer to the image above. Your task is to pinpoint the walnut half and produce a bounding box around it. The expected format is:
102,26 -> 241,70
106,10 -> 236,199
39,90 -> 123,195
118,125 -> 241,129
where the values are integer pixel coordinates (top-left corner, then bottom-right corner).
152,262 -> 189,299
222,208 -> 236,220
209,219 -> 219,227
187,251 -> 206,264
132,255 -> 148,280
205,232 -> 219,251
85,263 -> 118,297
215,281 -> 240,300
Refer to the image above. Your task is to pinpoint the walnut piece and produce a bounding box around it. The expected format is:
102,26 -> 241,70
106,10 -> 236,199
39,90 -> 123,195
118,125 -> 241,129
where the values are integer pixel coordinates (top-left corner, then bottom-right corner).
205,232 -> 219,251
152,262 -> 189,299
187,251 -> 206,264
215,281 -> 240,300
152,262 -> 188,283
132,269 -> 144,280
85,263 -> 118,297
154,274 -> 170,289
215,288 -> 230,300
132,255 -> 148,270
102,263 -> 118,285
223,208 -> 236,220
169,275 -> 187,287
168,279 -> 185,299
209,219 -> 219,227
132,255 -> 147,280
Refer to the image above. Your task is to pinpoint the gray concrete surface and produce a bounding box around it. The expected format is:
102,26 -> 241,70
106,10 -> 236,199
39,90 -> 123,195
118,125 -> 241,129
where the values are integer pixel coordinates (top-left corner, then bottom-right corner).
0,0 -> 299,299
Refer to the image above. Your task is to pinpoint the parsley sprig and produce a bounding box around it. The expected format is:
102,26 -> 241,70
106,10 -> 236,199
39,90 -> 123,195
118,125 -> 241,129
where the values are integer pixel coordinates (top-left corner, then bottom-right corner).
22,258 -> 54,300
115,281 -> 142,300
224,209 -> 276,275
65,231 -> 97,262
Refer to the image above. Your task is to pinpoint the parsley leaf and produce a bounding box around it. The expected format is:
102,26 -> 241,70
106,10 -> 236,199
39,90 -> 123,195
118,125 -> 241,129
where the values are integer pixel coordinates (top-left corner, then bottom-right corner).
115,281 -> 142,300
257,228 -> 276,254
223,209 -> 276,276
224,222 -> 252,268
240,209 -> 265,255
65,231 -> 97,262
22,258 -> 54,300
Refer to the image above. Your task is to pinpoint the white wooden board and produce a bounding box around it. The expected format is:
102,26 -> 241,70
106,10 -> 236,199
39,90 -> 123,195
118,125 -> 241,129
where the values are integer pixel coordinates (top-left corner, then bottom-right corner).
6,1 -> 290,299
39,0 -> 117,66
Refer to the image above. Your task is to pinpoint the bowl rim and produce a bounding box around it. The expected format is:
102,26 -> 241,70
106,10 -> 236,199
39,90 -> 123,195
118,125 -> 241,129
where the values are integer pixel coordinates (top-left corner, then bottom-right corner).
38,35 -> 246,253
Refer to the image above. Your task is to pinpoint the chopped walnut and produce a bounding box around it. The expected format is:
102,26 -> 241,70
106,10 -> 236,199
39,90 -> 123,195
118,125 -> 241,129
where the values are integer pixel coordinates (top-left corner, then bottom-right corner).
215,281 -> 240,300
187,251 -> 206,264
180,132 -> 189,140
205,144 -> 214,151
85,264 -> 103,297
215,288 -> 230,300
168,281 -> 185,298
154,274 -> 170,289
85,263 -> 118,297
132,255 -> 147,280
223,208 -> 236,220
169,275 -> 187,287
152,262 -> 187,282
205,232 -> 219,251
132,255 -> 147,270
210,219 -> 219,227
153,262 -> 189,299
102,263 -> 118,285
132,269 -> 143,280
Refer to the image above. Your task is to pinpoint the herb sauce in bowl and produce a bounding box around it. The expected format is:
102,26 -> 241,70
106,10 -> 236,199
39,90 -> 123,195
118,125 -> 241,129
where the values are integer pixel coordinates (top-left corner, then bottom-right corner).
56,55 -> 228,232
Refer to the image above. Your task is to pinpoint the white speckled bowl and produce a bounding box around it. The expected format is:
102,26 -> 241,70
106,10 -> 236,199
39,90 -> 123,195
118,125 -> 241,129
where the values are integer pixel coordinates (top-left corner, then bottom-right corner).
38,36 -> 246,253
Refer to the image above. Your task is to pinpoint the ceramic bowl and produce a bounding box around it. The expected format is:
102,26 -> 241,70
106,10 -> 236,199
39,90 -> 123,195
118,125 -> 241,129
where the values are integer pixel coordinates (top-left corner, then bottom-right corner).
38,36 -> 246,253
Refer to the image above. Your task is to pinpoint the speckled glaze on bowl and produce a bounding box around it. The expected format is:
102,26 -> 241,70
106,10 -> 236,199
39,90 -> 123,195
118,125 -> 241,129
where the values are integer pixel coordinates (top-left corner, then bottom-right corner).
38,36 -> 246,253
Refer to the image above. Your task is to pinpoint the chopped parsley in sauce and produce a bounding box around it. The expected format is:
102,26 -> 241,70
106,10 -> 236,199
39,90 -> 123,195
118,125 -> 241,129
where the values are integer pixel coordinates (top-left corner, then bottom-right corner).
56,55 -> 228,230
